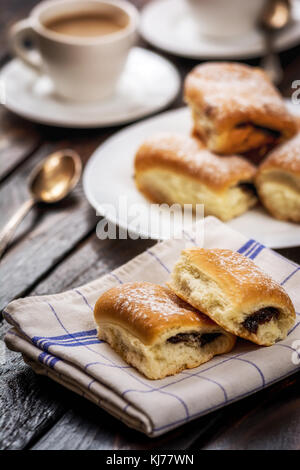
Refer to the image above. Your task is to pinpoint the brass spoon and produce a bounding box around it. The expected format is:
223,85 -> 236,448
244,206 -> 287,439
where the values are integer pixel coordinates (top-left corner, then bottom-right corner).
259,0 -> 291,84
0,149 -> 82,260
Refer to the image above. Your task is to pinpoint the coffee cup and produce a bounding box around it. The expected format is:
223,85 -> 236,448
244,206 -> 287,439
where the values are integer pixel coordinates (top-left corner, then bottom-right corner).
9,0 -> 139,101
186,0 -> 266,38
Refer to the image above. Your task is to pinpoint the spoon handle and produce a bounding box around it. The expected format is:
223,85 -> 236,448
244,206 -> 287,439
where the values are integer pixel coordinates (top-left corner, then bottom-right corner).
0,198 -> 35,260
261,31 -> 283,85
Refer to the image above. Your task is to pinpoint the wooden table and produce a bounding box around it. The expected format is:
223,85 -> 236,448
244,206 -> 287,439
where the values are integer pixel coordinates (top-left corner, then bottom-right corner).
1,0 -> 300,451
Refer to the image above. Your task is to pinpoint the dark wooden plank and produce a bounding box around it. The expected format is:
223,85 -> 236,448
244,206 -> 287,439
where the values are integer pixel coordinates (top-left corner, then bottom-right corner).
30,370 -> 300,450
0,130 -> 114,312
33,234 -> 154,296
0,321 -> 68,450
276,246 -> 300,265
0,107 -> 40,182
0,234 -> 153,449
0,0 -> 41,63
0,144 -> 53,234
0,128 -> 109,235
278,45 -> 300,97
30,393 -> 222,450
198,372 -> 300,450
30,400 -> 124,450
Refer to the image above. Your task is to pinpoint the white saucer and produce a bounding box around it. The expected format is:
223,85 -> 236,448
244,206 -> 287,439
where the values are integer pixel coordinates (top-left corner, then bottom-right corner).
0,47 -> 180,128
140,0 -> 300,59
83,101 -> 300,248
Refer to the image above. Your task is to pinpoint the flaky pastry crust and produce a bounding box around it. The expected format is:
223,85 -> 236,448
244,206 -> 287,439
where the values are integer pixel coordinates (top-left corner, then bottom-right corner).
134,133 -> 257,221
184,62 -> 297,157
256,132 -> 300,222
94,282 -> 235,379
168,248 -> 295,346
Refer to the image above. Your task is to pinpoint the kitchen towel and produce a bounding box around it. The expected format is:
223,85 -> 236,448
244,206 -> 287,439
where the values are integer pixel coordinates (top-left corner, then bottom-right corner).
4,217 -> 300,436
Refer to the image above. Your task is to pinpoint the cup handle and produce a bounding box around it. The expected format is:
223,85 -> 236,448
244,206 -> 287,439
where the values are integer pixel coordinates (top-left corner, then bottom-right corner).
9,19 -> 42,72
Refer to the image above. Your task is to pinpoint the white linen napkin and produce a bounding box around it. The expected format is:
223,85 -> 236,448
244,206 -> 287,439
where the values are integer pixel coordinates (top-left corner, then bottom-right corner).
4,217 -> 300,436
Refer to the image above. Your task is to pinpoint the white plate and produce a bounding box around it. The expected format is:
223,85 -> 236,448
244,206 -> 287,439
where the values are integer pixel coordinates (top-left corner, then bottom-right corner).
0,48 -> 180,128
83,101 -> 300,248
140,0 -> 300,59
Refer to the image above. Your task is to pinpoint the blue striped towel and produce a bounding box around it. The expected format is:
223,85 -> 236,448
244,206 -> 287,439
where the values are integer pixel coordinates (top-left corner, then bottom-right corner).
4,217 -> 300,436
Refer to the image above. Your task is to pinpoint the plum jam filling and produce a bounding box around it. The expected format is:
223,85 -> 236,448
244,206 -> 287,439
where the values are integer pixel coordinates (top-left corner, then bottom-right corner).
242,307 -> 280,334
238,182 -> 257,196
167,332 -> 221,347
235,122 -> 281,140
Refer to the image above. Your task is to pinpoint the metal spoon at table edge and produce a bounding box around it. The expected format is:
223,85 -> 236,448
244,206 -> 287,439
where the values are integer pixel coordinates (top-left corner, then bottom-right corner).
258,0 -> 292,85
0,149 -> 82,260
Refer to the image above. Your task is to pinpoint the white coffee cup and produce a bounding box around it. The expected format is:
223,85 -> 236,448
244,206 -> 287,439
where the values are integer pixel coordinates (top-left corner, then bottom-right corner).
9,0 -> 139,101
186,0 -> 266,38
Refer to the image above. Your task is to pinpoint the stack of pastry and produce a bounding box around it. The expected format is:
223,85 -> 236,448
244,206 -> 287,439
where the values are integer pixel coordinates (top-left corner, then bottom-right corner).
135,133 -> 257,222
94,248 -> 295,379
94,64 -> 297,380
134,62 -> 299,223
256,132 -> 300,222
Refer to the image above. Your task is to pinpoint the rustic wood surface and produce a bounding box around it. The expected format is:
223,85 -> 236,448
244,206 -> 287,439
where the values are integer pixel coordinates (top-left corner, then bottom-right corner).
0,0 -> 300,451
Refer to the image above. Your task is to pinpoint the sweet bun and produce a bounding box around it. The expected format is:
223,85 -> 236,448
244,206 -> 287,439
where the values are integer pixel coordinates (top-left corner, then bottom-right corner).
94,282 -> 236,379
134,133 -> 257,222
168,248 -> 295,346
256,131 -> 300,222
184,62 -> 297,159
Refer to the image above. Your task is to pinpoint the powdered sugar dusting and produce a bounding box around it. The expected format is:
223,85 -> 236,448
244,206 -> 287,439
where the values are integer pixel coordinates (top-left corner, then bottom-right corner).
189,249 -> 288,296
185,62 -> 290,121
137,133 -> 255,188
262,131 -> 300,173
112,282 -> 203,328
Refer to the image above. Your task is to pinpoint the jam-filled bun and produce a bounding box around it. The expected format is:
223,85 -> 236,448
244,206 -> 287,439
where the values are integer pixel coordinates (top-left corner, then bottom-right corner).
168,248 -> 295,346
184,62 -> 296,160
94,282 -> 235,380
134,133 -> 257,222
256,131 -> 300,223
